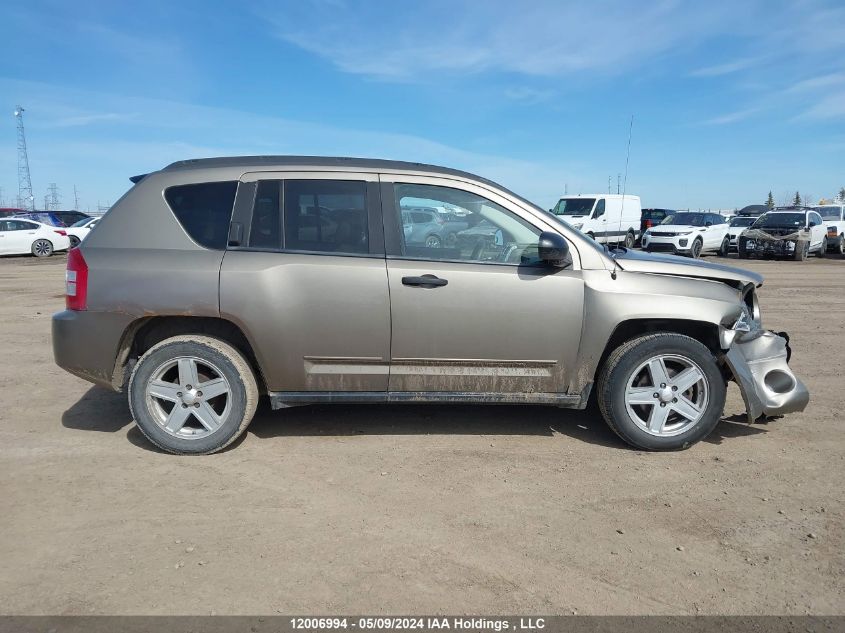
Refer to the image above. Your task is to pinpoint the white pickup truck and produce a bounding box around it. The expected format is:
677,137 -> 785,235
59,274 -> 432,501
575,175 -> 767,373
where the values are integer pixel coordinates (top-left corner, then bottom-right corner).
814,204 -> 845,255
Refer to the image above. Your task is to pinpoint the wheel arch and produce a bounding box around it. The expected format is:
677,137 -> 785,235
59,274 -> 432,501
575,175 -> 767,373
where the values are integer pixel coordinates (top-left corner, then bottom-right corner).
111,316 -> 267,393
593,318 -> 722,385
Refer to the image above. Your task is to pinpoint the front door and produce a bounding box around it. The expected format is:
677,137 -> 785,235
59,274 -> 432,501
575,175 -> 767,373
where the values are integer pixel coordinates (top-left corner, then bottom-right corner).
382,178 -> 585,396
219,174 -> 391,393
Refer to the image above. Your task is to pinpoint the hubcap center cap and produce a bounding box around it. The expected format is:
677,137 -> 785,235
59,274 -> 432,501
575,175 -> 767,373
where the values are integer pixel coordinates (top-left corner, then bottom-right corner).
658,387 -> 674,403
181,389 -> 199,405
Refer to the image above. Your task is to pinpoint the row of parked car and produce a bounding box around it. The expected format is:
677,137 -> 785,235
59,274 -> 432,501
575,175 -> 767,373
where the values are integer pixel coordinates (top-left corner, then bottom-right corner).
639,205 -> 845,260
0,208 -> 99,256
542,195 -> 845,261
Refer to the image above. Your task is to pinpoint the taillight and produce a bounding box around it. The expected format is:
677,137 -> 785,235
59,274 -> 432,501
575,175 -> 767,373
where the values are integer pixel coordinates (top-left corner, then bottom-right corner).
828,227 -> 837,237
66,248 -> 88,311
645,219 -> 653,228
54,229 -> 67,236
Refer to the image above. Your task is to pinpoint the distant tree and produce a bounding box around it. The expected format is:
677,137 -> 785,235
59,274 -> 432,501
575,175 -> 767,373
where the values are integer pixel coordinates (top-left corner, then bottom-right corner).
766,191 -> 775,209
793,191 -> 802,206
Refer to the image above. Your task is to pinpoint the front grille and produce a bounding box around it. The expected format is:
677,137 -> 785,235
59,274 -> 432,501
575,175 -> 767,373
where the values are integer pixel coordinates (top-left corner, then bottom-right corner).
649,231 -> 677,237
647,243 -> 677,253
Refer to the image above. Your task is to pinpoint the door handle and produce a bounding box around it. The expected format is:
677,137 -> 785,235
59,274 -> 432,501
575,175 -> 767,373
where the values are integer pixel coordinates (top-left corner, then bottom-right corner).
402,274 -> 448,288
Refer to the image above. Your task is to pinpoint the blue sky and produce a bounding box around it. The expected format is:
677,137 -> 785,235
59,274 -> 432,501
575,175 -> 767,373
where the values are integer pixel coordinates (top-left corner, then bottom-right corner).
1,0 -> 843,212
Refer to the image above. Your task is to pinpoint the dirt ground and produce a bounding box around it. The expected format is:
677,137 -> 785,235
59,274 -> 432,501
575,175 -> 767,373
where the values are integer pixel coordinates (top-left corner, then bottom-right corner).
0,253 -> 842,616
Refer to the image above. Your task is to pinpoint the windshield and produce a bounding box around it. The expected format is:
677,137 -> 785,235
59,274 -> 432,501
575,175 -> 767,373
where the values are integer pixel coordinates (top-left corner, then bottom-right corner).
661,213 -> 707,226
552,198 -> 596,216
752,213 -> 805,228
813,206 -> 842,220
729,217 -> 756,228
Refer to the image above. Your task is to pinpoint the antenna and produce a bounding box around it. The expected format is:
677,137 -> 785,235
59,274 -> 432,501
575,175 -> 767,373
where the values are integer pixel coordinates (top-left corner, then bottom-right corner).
14,106 -> 35,211
610,114 -> 634,279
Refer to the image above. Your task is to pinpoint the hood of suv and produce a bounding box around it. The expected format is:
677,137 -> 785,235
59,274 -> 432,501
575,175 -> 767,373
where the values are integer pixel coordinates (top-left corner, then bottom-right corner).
614,249 -> 762,286
649,224 -> 705,233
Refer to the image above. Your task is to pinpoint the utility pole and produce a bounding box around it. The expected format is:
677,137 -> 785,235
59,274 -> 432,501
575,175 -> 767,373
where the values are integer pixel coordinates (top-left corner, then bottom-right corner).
0,186 -> 4,207
43,194 -> 50,210
73,185 -> 80,210
617,173 -> 621,195
14,106 -> 35,211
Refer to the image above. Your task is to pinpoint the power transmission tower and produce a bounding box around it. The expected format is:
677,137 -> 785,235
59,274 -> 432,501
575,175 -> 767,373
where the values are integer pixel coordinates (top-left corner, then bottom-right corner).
0,186 -> 4,206
47,183 -> 61,210
73,185 -> 80,210
14,106 -> 35,211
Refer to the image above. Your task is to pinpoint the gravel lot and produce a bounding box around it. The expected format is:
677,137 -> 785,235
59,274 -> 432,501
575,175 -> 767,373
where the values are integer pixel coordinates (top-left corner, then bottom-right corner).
1,253 -> 842,615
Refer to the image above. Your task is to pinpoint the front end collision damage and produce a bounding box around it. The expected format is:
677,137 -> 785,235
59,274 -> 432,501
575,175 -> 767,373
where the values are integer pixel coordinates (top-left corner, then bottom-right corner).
723,329 -> 809,422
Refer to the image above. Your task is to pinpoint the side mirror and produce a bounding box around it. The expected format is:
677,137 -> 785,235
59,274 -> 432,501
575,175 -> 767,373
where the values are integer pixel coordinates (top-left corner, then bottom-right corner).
538,231 -> 570,267
808,221 -> 817,228
705,221 -> 713,227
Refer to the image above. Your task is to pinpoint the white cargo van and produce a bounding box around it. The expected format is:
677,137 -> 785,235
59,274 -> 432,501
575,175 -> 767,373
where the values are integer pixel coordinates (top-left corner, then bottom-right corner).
550,194 -> 641,247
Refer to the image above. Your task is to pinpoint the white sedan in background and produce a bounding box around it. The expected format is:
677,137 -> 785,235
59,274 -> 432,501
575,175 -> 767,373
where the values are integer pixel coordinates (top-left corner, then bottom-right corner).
66,217 -> 99,248
0,218 -> 71,257
641,211 -> 730,258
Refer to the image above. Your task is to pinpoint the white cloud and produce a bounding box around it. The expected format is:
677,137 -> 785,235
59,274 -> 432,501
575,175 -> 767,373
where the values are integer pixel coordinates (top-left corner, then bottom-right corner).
503,87 -> 554,104
258,0 -> 731,80
689,57 -> 765,77
795,92 -> 845,121
700,108 -> 760,125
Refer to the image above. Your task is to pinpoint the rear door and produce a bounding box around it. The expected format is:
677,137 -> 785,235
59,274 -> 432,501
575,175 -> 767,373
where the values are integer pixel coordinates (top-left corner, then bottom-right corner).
219,172 -> 391,393
381,175 -> 585,398
8,220 -> 39,253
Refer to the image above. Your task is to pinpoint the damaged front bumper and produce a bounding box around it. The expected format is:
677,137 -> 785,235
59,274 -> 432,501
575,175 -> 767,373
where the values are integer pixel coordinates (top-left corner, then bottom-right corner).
723,329 -> 809,422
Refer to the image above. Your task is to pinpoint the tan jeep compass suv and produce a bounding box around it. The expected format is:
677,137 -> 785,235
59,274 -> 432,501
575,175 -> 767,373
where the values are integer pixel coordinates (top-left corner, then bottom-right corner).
53,156 -> 808,454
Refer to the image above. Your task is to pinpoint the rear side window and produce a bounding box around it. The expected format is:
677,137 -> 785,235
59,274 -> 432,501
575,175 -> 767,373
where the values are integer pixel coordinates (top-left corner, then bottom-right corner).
164,181 -> 238,250
284,180 -> 369,254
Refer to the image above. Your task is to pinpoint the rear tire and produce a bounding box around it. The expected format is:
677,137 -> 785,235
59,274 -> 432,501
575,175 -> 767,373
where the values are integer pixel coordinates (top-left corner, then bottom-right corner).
31,239 -> 53,257
623,231 -> 635,249
69,235 -> 80,248
597,333 -> 726,450
128,335 -> 259,455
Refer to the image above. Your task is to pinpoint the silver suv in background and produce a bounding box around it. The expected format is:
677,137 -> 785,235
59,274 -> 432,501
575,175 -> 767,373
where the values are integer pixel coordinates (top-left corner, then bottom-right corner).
53,157 -> 808,454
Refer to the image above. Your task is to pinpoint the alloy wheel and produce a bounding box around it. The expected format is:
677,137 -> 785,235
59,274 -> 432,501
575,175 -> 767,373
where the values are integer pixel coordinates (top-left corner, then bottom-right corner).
624,354 -> 709,437
145,356 -> 232,439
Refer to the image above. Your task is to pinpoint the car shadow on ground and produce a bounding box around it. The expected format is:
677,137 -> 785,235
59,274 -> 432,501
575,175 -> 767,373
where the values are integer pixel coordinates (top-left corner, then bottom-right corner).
62,387 -> 768,453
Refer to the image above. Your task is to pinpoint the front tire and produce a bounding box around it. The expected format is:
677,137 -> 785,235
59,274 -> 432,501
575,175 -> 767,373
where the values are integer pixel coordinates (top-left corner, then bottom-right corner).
717,237 -> 730,257
793,241 -> 809,261
597,333 -> 726,450
69,235 -> 80,248
689,238 -> 703,259
128,335 -> 259,455
32,239 -> 53,257
816,237 -> 827,258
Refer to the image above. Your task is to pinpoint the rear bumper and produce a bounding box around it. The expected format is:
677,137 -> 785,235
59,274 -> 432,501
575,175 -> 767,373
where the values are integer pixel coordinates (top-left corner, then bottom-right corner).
724,330 -> 809,422
52,310 -> 135,390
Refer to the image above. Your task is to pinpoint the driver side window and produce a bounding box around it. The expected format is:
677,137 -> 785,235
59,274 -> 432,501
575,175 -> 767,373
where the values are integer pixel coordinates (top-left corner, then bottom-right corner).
392,183 -> 541,264
593,199 -> 606,219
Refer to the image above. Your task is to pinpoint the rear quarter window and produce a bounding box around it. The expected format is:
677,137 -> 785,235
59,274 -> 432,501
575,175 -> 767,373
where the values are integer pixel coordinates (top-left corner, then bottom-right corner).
164,181 -> 238,250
